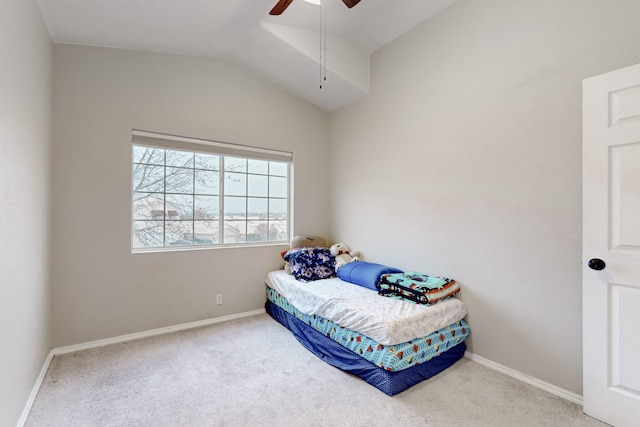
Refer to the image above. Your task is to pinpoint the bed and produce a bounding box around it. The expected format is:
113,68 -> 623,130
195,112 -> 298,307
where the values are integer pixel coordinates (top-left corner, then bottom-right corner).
264,256 -> 470,396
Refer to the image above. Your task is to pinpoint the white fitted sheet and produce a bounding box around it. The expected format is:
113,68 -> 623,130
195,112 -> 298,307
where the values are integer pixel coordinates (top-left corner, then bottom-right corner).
265,269 -> 467,346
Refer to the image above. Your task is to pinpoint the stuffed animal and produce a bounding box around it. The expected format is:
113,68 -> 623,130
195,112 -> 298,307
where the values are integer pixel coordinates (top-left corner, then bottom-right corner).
290,235 -> 327,249
282,235 -> 328,274
330,243 -> 361,270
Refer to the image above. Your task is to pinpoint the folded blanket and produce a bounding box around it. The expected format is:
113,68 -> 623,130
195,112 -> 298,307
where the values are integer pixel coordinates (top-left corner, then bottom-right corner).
378,272 -> 460,305
337,261 -> 404,291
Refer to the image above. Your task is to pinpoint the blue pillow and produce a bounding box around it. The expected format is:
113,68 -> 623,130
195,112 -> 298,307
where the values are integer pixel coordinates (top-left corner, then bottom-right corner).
337,261 -> 404,291
284,247 -> 336,282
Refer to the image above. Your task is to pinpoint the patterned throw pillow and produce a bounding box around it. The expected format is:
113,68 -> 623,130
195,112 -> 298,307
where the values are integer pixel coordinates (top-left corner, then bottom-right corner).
283,247 -> 336,282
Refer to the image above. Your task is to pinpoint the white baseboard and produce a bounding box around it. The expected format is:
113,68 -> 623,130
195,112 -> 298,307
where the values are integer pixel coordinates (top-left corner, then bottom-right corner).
18,309 -> 265,426
53,308 -> 266,355
17,349 -> 54,427
464,351 -> 583,405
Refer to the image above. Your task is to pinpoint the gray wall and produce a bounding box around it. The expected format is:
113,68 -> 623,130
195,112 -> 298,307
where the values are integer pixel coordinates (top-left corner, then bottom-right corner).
328,0 -> 640,395
52,45 -> 330,346
0,0 -> 53,425
12,0 -> 640,410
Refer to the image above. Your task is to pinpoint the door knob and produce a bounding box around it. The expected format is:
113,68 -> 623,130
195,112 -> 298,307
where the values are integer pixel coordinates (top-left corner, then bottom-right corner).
588,258 -> 606,271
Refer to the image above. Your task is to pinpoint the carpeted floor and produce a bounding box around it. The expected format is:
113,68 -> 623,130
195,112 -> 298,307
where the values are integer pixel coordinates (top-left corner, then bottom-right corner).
26,314 -> 606,426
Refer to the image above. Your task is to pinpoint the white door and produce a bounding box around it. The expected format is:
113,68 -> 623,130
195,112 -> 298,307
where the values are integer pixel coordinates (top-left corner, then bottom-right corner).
583,63 -> 640,427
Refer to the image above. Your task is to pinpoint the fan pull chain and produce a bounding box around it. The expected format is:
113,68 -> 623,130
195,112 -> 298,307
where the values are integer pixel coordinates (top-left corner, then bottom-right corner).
323,1 -> 327,84
319,1 -> 326,89
319,1 -> 322,88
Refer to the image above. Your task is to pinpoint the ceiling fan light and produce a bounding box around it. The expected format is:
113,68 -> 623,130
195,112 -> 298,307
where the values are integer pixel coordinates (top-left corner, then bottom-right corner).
304,0 -> 321,5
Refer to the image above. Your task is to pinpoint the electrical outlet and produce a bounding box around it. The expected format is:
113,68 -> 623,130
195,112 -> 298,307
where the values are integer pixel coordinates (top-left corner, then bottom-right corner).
216,294 -> 223,305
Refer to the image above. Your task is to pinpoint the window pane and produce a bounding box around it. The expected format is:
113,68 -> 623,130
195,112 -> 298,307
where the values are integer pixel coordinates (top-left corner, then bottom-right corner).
269,220 -> 288,241
194,221 -> 219,245
133,193 -> 164,220
166,167 -> 193,193
224,220 -> 246,244
134,146 -> 164,165
269,198 -> 287,220
225,157 -> 246,172
132,135 -> 290,251
166,221 -> 193,246
195,153 -> 219,171
195,195 -> 219,220
248,198 -> 268,219
166,149 -> 194,168
224,196 -> 246,219
133,164 -> 164,193
166,194 -> 193,220
225,172 -> 246,196
247,221 -> 268,242
248,174 -> 268,197
133,221 -> 164,248
270,162 -> 288,177
195,170 -> 219,195
269,176 -> 288,198
248,159 -> 269,175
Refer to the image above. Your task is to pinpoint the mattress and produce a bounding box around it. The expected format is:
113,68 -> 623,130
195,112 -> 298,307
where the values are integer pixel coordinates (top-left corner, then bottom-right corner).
267,286 -> 470,372
265,269 -> 467,345
265,299 -> 467,396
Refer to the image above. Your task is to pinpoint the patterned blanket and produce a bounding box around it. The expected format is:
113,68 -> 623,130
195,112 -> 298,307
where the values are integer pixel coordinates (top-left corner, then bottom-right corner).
378,272 -> 460,305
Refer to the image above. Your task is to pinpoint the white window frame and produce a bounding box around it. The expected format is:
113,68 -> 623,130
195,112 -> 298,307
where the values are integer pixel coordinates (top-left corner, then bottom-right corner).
131,130 -> 292,252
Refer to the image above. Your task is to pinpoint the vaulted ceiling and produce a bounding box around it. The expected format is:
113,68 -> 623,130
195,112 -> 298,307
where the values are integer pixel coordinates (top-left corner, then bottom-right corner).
36,0 -> 456,111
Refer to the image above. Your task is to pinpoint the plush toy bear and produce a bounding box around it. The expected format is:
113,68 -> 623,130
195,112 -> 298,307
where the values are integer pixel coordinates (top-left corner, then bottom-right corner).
330,243 -> 361,270
290,235 -> 327,249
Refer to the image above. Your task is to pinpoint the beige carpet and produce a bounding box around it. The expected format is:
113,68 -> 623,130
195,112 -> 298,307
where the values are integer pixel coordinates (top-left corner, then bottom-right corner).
26,314 -> 606,426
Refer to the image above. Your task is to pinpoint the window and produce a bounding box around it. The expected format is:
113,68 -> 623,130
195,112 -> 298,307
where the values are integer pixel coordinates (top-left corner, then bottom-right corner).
132,131 -> 292,251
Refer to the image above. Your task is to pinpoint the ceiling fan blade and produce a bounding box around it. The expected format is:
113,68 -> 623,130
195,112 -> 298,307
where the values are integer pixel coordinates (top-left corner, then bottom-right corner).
270,0 -> 294,15
342,0 -> 361,8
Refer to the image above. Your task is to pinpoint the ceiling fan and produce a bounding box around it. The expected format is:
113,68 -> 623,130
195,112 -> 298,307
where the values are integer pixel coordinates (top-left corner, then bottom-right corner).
270,0 -> 361,15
